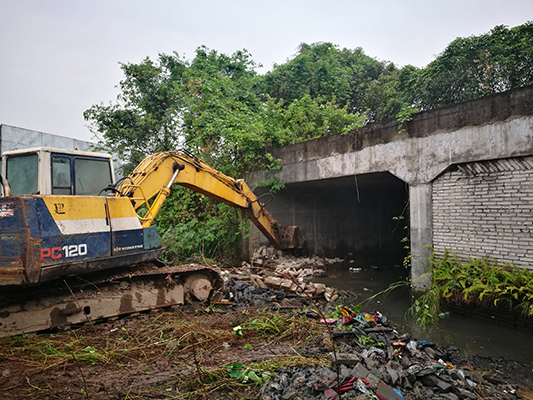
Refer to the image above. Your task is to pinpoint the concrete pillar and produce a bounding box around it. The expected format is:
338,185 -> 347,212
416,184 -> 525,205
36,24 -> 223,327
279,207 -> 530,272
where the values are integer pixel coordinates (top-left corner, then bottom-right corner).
246,223 -> 262,260
409,184 -> 433,291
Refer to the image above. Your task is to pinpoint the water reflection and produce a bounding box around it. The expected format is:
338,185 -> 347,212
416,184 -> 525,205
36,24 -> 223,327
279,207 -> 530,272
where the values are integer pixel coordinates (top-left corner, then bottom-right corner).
312,263 -> 533,365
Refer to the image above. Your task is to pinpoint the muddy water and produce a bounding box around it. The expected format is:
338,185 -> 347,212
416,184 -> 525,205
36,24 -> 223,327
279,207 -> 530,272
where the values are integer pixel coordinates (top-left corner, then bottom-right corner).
312,263 -> 533,365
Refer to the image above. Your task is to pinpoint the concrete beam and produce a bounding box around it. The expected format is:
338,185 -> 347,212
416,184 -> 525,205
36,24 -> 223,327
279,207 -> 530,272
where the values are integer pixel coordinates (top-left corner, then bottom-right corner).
249,115 -> 533,187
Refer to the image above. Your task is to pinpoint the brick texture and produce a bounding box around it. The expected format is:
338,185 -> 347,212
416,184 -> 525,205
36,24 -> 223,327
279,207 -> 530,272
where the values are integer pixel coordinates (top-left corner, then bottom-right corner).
432,156 -> 533,270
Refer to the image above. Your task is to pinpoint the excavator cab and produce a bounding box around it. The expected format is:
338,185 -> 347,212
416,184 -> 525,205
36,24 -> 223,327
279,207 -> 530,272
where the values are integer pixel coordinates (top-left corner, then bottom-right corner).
1,147 -> 115,197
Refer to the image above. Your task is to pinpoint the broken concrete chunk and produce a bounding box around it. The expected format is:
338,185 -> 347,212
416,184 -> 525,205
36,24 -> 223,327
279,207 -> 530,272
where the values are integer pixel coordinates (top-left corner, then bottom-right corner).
416,367 -> 437,377
329,352 -> 362,367
421,374 -> 453,393
376,381 -> 404,400
314,283 -> 326,295
363,356 -> 380,370
438,393 -> 460,400
352,362 -> 370,378
339,364 -> 352,380
250,274 -> 267,289
324,292 -> 339,302
454,387 -> 477,399
279,279 -> 292,290
301,268 -> 313,277
377,366 -> 391,384
387,366 -> 400,386
365,372 -> 381,387
420,373 -> 441,387
435,379 -> 453,393
264,276 -> 283,288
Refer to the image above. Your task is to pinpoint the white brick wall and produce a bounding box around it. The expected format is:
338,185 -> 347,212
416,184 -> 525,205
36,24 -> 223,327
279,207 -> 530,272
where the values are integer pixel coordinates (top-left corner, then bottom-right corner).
432,157 -> 533,270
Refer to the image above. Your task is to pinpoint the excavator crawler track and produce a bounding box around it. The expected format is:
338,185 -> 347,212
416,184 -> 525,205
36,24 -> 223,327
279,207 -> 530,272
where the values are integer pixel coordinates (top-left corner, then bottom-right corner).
0,263 -> 223,337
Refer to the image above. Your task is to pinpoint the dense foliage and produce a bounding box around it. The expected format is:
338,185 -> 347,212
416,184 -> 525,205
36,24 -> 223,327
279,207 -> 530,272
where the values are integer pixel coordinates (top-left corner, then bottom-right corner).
262,42 -> 388,116
409,250 -> 533,328
415,22 -> 533,109
262,23 -> 533,122
84,47 -> 364,262
84,22 -> 533,263
155,187 -> 247,264
84,47 -> 364,176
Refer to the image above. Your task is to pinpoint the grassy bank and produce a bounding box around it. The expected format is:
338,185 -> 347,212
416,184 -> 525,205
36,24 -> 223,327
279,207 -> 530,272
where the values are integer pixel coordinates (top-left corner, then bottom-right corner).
409,250 -> 533,328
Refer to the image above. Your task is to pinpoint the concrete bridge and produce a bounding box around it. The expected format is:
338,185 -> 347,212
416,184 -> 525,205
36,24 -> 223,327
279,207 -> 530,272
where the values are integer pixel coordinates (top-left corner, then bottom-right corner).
248,85 -> 533,289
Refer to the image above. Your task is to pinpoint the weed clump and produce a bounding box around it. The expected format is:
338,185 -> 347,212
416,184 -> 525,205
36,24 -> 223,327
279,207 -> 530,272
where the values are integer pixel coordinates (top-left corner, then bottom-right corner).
409,249 -> 533,328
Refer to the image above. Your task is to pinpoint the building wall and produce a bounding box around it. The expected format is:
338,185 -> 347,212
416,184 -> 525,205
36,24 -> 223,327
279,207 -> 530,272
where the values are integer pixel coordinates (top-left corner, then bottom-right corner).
432,156 -> 533,269
0,125 -> 95,154
0,124 -> 122,179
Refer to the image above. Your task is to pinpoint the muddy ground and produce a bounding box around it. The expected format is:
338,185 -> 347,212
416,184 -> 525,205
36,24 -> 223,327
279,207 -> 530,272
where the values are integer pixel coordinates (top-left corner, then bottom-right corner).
1,276 -> 533,399
0,283 -> 329,400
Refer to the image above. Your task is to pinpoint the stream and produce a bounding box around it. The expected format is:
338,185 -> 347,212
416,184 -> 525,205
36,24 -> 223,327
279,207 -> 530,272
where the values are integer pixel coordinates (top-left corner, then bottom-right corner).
312,263 -> 533,366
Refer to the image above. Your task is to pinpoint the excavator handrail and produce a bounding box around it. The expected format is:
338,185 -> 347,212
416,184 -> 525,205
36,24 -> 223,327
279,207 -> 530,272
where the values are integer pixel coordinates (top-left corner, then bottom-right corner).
116,151 -> 304,250
0,175 -> 11,197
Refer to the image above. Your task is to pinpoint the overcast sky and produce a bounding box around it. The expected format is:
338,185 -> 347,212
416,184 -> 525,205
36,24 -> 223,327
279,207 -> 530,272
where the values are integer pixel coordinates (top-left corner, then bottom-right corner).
1,1 -> 532,142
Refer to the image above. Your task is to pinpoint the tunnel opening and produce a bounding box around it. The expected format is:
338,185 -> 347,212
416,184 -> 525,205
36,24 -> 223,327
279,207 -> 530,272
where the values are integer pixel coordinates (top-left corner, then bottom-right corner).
257,172 -> 409,267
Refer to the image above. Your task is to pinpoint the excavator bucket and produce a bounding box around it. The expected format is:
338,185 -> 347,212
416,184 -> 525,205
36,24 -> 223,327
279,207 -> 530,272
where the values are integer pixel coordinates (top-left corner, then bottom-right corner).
277,225 -> 305,250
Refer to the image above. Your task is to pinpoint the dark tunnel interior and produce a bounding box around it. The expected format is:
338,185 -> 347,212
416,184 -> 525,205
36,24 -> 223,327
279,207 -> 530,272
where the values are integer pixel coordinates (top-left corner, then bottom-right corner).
257,172 -> 409,267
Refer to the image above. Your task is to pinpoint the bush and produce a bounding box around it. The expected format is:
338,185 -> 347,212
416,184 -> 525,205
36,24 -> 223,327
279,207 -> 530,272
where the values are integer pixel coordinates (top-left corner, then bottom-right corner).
408,249 -> 533,328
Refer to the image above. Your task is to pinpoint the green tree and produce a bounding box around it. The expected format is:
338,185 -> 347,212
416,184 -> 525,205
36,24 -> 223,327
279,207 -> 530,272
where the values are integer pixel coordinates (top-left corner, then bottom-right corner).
415,22 -> 533,110
84,54 -> 188,174
84,46 -> 365,263
281,94 -> 365,143
262,42 -> 390,116
364,64 -> 421,122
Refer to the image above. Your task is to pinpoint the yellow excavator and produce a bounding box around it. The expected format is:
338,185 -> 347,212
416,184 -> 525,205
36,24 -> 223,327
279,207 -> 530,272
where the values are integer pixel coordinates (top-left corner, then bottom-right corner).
0,147 -> 303,337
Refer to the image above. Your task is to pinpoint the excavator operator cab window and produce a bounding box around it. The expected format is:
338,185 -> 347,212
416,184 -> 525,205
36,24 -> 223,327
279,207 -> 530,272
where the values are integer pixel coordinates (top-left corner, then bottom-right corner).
6,153 -> 39,195
51,153 -> 113,196
52,156 -> 72,195
73,157 -> 112,195
2,148 -> 115,197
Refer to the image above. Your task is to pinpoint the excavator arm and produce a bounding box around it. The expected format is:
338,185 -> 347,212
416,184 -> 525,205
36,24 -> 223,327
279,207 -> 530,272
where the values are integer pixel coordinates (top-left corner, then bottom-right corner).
116,151 -> 304,250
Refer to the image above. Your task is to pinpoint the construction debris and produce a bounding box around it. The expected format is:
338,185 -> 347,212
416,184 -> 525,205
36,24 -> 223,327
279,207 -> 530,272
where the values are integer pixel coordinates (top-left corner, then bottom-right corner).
229,246 -> 342,301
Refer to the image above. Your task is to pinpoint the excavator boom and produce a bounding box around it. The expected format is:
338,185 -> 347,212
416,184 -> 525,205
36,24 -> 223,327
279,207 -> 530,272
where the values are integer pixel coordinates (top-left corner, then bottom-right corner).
117,151 -> 304,250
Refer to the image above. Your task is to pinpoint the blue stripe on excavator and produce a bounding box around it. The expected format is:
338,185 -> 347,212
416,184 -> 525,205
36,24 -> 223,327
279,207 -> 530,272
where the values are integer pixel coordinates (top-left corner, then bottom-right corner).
0,196 -> 163,285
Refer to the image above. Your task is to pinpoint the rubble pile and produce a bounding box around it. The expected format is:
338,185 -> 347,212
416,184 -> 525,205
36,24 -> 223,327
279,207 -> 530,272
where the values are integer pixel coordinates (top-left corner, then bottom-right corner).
223,278 -> 293,307
260,310 -> 526,400
221,247 -> 532,399
237,246 -> 342,302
